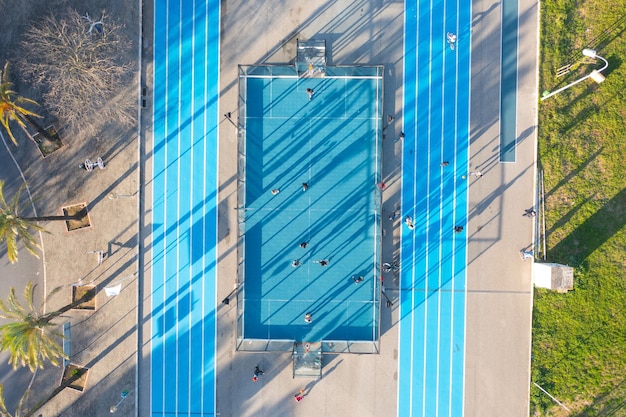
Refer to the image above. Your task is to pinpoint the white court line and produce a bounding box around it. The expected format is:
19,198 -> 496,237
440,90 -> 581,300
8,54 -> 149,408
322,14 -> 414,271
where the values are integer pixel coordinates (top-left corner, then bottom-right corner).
460,0 -> 472,410
188,1 -> 197,412
446,1 -> 463,414
399,0 -> 412,413
419,0 -> 436,414
174,1 -> 183,412
153,0 -> 170,414
240,75 -> 383,80
207,1 -> 214,415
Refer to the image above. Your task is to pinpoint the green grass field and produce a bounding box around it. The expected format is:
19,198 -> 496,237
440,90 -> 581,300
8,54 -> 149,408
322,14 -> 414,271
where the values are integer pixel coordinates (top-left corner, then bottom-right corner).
531,0 -> 626,415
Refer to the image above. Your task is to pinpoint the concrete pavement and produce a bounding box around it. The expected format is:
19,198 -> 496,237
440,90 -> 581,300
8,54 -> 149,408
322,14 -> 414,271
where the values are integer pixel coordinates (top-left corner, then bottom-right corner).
464,0 -> 539,414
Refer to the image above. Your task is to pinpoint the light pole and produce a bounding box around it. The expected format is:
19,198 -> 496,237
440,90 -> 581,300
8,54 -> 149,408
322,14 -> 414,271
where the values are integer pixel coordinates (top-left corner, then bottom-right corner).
541,49 -> 608,100
110,389 -> 130,413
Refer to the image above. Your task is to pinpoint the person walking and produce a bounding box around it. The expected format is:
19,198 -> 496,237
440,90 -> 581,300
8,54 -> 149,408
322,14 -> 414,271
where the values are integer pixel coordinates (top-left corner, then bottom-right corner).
447,32 -> 457,50
306,88 -> 314,101
523,208 -> 537,217
520,250 -> 534,260
252,365 -> 264,382
294,389 -> 305,402
388,210 -> 400,221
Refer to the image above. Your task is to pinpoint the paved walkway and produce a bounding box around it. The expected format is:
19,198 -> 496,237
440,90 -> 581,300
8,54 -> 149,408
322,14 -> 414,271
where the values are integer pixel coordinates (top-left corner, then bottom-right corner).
464,0 -> 539,414
0,137 -> 43,414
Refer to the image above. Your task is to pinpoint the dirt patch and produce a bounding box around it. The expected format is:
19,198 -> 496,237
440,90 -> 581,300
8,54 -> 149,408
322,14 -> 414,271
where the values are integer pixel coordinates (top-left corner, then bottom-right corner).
72,285 -> 96,310
62,203 -> 90,231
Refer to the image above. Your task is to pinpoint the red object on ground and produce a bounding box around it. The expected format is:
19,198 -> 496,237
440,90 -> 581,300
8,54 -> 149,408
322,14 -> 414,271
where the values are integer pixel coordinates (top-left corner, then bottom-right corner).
294,395 -> 304,402
252,376 -> 258,382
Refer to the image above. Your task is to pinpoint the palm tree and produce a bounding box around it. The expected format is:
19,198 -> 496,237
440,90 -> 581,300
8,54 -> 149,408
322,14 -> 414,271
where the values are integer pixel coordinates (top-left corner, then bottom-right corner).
0,181 -> 43,264
0,62 -> 42,146
0,282 -> 69,372
0,180 -> 87,263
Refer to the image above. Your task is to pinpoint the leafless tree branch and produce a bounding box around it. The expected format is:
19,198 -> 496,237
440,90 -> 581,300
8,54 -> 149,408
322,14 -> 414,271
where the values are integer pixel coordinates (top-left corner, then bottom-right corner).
19,9 -> 135,137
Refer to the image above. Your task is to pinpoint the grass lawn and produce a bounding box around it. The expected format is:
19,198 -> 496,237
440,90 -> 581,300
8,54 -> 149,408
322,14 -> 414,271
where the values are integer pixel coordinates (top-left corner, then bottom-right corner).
531,0 -> 626,415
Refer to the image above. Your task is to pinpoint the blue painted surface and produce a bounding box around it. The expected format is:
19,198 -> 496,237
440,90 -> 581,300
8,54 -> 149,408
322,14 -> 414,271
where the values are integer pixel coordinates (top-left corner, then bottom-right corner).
399,0 -> 471,414
242,74 -> 382,343
152,0 -> 220,415
501,0 -> 519,162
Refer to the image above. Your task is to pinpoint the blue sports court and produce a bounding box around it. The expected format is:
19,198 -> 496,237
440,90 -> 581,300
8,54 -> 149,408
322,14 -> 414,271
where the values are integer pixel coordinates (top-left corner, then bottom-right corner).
238,65 -> 383,350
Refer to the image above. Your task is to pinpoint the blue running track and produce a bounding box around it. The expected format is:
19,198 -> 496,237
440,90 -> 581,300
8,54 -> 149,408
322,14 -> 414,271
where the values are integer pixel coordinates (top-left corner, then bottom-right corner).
151,1 -> 220,416
399,0 -> 471,414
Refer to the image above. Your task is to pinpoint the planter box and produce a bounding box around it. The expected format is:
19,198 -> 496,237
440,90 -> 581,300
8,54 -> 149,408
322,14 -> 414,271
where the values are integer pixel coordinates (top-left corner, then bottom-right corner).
32,125 -> 64,158
62,203 -> 91,231
72,285 -> 96,310
61,363 -> 89,392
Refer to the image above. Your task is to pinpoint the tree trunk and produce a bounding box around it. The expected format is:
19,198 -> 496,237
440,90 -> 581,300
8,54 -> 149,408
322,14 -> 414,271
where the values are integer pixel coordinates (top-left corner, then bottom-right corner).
21,210 -> 87,222
23,114 -> 56,142
38,285 -> 97,324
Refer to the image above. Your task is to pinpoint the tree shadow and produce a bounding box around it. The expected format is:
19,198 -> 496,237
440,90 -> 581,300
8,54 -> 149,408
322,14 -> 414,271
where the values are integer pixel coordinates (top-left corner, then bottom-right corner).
571,376 -> 626,416
542,146 -> 603,200
548,187 -> 626,266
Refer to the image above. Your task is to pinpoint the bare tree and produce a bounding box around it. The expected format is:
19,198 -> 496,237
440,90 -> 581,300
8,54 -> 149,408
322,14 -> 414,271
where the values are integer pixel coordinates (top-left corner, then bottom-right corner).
19,9 -> 135,137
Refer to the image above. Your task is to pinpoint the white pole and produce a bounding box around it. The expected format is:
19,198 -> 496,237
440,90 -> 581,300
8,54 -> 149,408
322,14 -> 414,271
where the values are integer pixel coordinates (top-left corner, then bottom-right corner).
541,50 -> 608,100
541,170 -> 546,260
533,382 -> 571,412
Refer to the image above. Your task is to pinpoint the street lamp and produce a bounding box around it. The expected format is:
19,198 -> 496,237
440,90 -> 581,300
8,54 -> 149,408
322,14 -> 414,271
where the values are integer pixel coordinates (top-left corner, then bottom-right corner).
110,389 -> 130,413
541,49 -> 608,100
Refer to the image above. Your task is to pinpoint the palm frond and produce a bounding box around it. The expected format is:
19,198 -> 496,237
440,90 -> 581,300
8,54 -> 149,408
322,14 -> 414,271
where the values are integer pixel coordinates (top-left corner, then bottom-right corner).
0,384 -> 11,417
0,182 -> 42,263
0,282 -> 66,372
0,62 -> 41,146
